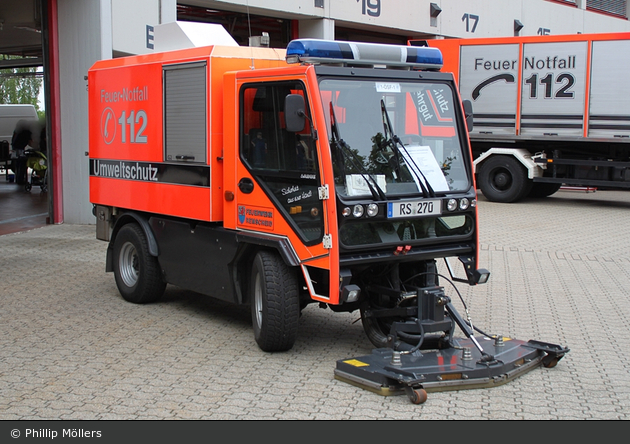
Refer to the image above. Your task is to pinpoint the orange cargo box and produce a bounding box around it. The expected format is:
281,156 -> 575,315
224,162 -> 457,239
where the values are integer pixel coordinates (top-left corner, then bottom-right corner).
88,45 -> 287,222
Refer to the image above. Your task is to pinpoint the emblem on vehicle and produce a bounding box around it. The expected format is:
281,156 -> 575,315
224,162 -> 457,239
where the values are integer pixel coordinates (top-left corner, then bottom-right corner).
101,107 -> 116,145
238,205 -> 246,224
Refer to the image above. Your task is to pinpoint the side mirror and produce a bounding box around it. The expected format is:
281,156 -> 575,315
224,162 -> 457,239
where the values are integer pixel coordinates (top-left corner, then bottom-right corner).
462,100 -> 473,132
284,94 -> 306,133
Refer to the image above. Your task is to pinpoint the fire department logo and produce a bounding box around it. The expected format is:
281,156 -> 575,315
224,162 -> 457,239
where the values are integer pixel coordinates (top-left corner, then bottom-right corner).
101,107 -> 116,145
237,205 -> 274,229
238,205 -> 246,224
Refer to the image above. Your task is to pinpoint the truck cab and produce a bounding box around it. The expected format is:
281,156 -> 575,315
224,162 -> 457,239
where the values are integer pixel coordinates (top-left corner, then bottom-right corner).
225,40 -> 483,351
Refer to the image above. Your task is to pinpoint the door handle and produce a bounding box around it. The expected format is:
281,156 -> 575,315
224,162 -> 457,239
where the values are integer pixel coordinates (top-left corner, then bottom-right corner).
238,177 -> 254,194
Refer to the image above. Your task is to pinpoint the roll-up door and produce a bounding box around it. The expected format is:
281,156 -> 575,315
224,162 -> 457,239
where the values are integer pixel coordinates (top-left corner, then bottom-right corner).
164,62 -> 207,163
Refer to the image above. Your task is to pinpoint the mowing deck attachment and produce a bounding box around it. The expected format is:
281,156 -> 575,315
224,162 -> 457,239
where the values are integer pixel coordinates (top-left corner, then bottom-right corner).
335,282 -> 569,404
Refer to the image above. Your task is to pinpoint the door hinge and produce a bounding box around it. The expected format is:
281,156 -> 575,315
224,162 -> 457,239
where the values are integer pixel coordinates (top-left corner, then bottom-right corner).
318,184 -> 329,200
322,234 -> 332,249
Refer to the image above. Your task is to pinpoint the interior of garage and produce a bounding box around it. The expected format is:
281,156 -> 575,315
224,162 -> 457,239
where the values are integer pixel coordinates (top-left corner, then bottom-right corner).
175,4 -> 424,47
0,0 -> 51,235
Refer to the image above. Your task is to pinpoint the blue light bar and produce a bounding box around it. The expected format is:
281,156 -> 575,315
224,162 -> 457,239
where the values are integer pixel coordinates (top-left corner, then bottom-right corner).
286,39 -> 443,70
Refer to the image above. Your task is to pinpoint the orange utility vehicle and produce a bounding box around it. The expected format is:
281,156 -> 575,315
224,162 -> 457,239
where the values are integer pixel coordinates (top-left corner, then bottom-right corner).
419,33 -> 630,202
89,39 -> 567,403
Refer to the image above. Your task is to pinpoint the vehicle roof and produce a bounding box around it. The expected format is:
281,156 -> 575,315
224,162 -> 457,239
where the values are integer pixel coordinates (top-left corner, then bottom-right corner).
89,45 -> 287,71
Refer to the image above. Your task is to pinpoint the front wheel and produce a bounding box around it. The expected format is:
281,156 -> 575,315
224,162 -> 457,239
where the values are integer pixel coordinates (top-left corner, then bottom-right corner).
478,155 -> 532,203
250,251 -> 300,352
112,223 -> 165,304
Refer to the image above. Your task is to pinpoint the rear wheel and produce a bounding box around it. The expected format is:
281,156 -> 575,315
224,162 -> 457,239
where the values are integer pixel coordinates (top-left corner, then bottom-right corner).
113,224 -> 165,304
250,251 -> 300,352
478,155 -> 532,203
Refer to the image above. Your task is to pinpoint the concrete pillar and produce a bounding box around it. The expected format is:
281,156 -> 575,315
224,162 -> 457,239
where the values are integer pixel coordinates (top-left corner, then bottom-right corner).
57,0 -> 112,224
160,0 -> 177,23
297,18 -> 335,40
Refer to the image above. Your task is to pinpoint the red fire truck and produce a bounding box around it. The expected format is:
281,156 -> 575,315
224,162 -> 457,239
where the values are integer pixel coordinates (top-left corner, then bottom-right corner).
422,33 -> 630,202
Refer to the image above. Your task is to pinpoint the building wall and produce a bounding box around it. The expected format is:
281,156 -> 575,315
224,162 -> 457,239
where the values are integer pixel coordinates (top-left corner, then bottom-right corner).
55,0 -> 630,224
182,0 -> 630,40
57,0 -> 112,224
56,0 -> 177,223
112,0 -> 177,56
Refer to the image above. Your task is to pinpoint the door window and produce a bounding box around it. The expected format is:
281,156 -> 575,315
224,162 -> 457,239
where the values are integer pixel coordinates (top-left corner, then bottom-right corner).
240,81 -> 323,244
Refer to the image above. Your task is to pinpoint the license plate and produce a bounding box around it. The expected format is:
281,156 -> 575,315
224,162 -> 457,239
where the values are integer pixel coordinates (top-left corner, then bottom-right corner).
387,200 -> 442,219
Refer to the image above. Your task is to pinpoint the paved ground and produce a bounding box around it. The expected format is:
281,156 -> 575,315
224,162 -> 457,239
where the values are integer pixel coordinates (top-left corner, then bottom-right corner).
1,189 -> 629,420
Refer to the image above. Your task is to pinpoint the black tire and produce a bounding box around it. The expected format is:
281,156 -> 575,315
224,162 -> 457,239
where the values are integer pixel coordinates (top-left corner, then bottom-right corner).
478,155 -> 533,203
250,251 -> 300,352
112,224 -> 165,304
528,182 -> 562,198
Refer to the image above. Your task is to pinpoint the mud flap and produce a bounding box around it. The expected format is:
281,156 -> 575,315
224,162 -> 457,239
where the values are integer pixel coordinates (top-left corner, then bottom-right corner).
334,337 -> 569,403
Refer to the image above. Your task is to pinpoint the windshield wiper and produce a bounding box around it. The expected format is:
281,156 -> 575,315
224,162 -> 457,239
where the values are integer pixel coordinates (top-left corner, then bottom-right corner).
380,100 -> 436,198
329,102 -> 387,201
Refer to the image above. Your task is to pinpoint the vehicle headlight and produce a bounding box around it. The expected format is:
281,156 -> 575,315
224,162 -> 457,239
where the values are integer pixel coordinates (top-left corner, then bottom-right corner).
352,205 -> 364,218
447,199 -> 458,212
459,198 -> 470,210
366,203 -> 379,217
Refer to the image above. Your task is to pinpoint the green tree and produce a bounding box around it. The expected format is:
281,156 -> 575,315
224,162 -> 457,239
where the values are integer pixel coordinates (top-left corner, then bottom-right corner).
0,55 -> 42,111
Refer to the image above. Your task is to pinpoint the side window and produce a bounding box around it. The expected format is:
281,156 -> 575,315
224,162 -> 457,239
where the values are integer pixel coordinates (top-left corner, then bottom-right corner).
241,84 -> 316,173
240,81 -> 323,244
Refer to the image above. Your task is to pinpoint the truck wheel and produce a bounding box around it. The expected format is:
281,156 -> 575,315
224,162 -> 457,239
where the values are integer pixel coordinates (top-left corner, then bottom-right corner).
478,155 -> 532,203
528,182 -> 562,198
113,224 -> 166,304
250,251 -> 300,352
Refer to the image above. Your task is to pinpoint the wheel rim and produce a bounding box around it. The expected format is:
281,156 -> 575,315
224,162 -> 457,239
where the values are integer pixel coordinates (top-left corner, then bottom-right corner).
119,241 -> 139,287
490,168 -> 512,191
253,271 -> 263,328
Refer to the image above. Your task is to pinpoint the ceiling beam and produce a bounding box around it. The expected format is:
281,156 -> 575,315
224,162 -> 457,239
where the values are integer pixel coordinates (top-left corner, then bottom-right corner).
0,56 -> 43,69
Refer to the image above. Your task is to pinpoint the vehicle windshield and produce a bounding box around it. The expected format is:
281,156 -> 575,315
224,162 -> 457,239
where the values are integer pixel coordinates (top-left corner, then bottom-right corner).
319,78 -> 470,199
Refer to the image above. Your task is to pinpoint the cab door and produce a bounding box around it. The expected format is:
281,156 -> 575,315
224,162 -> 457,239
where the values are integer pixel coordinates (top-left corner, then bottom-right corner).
228,77 -> 336,302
